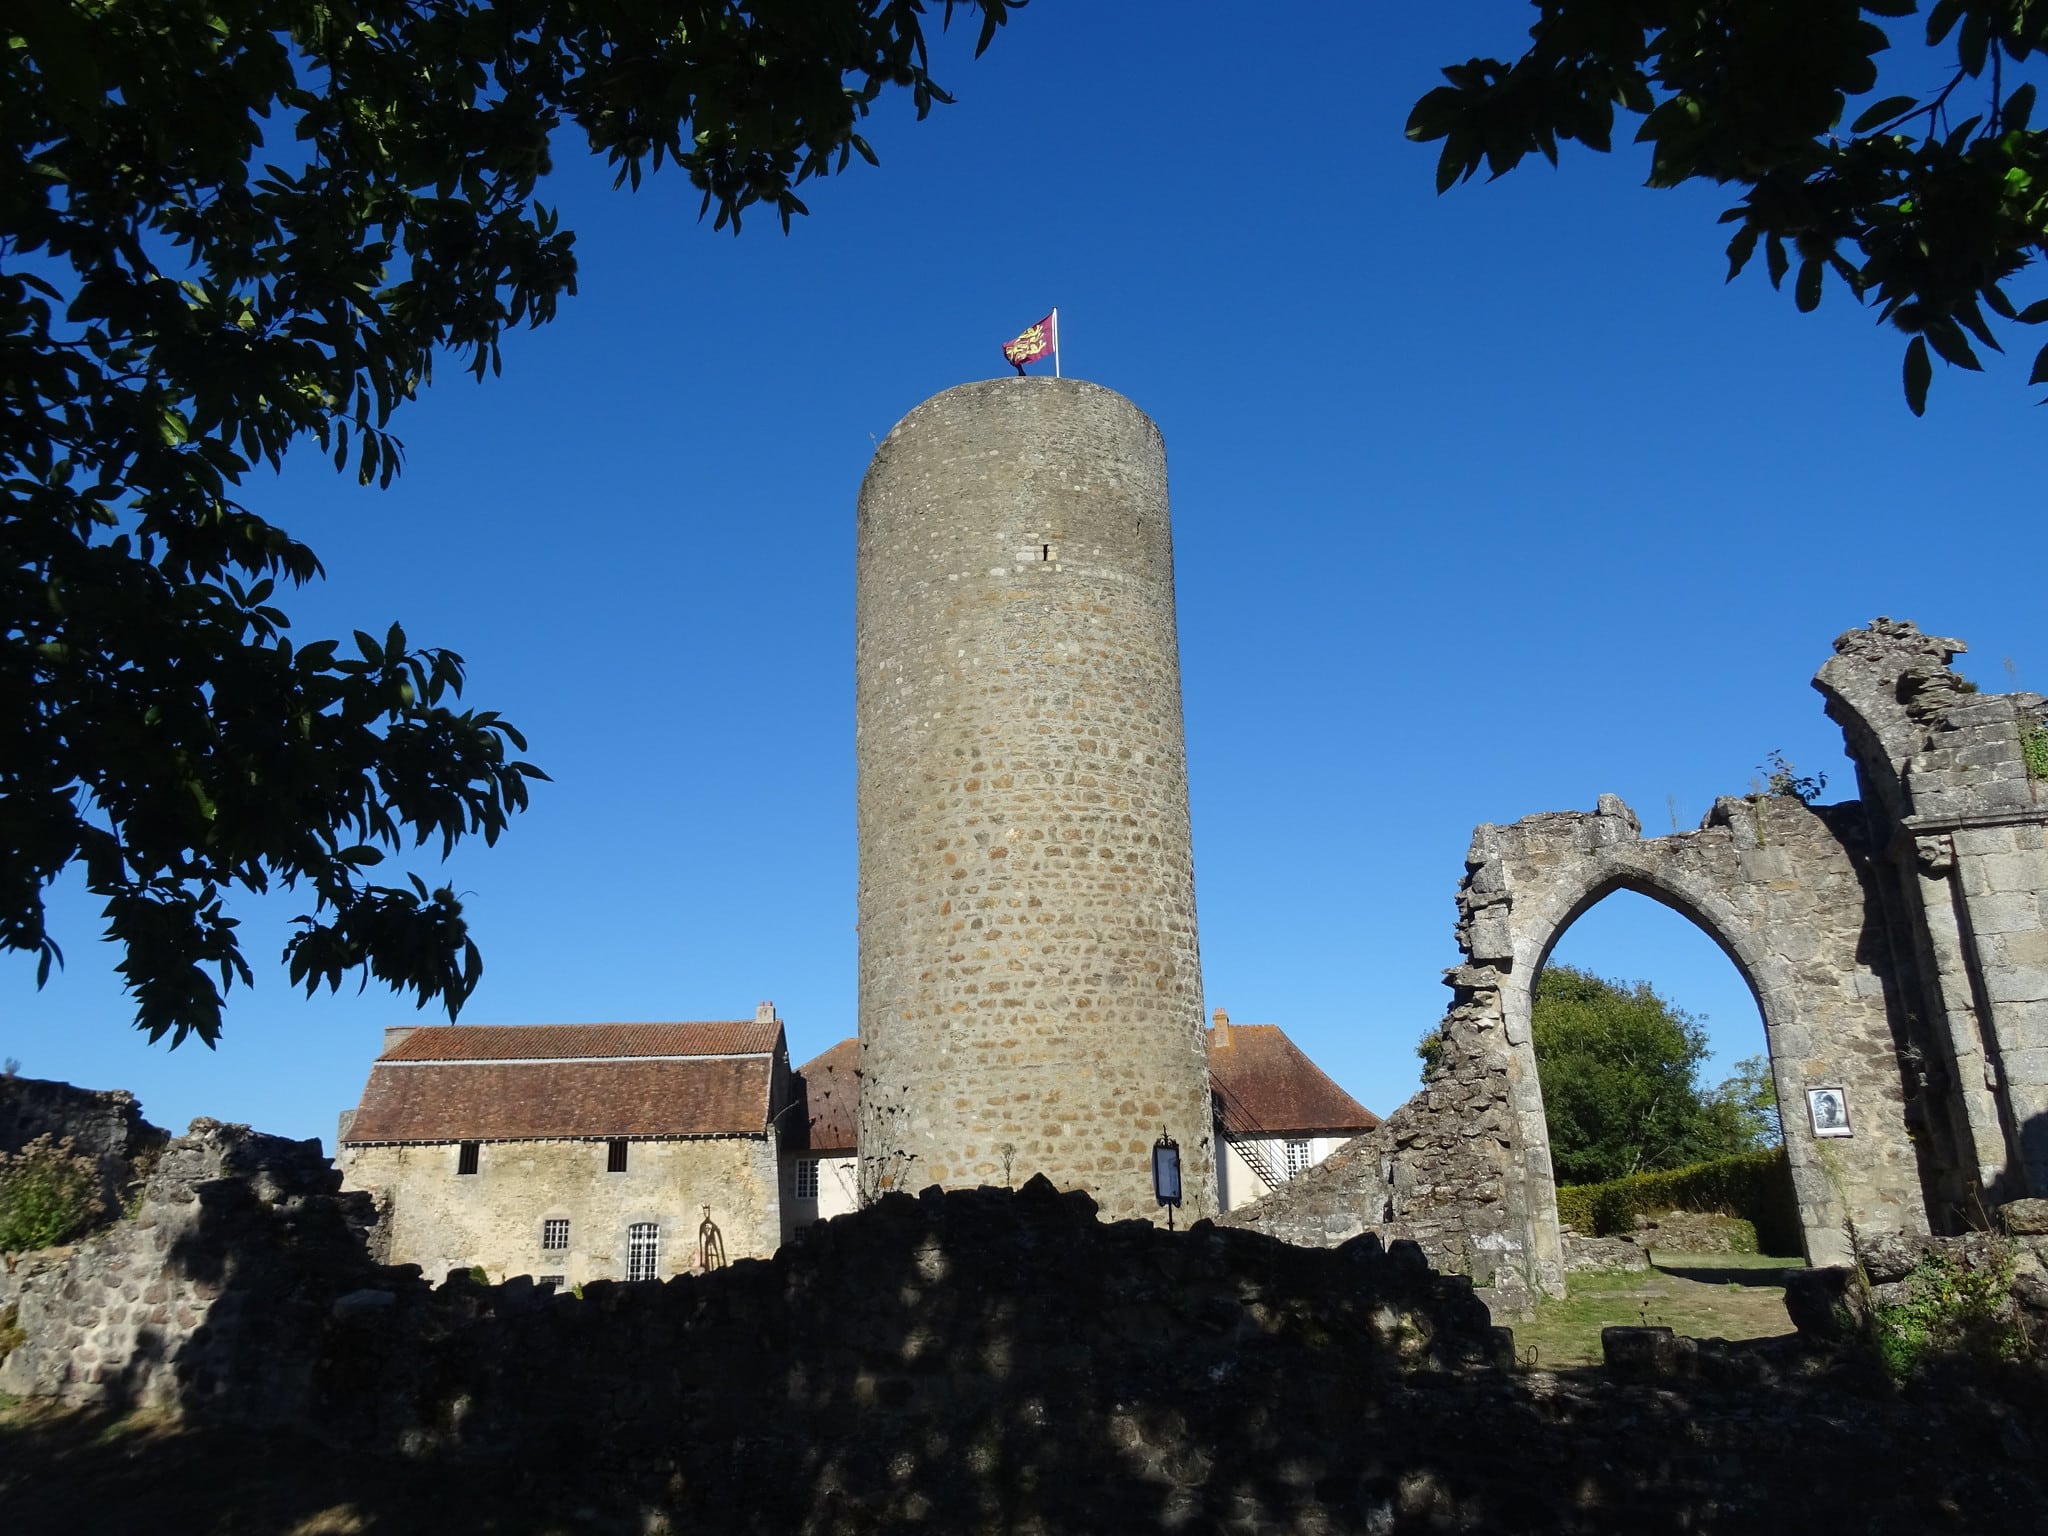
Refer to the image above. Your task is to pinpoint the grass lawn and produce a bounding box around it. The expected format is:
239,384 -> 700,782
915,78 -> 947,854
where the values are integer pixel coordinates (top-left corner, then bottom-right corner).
1512,1251 -> 1805,1369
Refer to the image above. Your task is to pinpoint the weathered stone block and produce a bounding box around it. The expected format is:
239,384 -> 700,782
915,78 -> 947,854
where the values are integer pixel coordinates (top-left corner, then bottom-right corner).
2000,1198 -> 2048,1236
1602,1326 -> 1695,1378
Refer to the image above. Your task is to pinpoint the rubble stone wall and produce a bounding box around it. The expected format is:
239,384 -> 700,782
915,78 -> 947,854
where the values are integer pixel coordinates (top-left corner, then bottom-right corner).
0,1074 -> 167,1212
0,1120 -> 383,1410
855,378 -> 1216,1222
338,1136 -> 781,1285
6,1121 -> 2048,1534
1818,619 -> 2048,1203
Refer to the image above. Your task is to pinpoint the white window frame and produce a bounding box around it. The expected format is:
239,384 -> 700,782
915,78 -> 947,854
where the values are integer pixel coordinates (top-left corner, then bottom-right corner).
541,1217 -> 570,1252
794,1158 -> 820,1200
626,1221 -> 661,1282
1284,1138 -> 1313,1178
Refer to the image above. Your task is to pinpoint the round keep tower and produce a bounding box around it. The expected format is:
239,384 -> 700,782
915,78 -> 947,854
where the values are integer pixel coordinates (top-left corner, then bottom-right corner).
855,377 -> 1216,1223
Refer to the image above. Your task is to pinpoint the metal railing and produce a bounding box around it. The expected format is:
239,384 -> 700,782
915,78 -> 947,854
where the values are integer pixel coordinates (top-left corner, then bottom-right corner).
1211,1083 -> 1287,1193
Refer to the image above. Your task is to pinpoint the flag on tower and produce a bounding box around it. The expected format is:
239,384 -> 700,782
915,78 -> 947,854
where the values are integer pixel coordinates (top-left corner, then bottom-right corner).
1001,310 -> 1058,375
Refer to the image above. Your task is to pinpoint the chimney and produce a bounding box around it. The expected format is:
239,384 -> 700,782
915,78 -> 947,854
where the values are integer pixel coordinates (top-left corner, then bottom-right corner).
382,1026 -> 417,1055
756,1001 -> 778,1024
1211,1008 -> 1230,1048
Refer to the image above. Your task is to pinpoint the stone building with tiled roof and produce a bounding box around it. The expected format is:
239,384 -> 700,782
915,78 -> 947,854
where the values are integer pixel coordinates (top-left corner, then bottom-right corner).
782,1039 -> 860,1227
337,1007 -> 796,1286
777,1013 -> 1378,1223
1205,1010 -> 1380,1211
337,1003 -> 1377,1277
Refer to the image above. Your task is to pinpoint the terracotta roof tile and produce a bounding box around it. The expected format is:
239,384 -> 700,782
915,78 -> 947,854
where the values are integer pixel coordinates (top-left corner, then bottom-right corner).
781,1028 -> 1378,1152
1207,1024 -> 1379,1138
790,1039 -> 860,1154
381,1021 -> 781,1062
343,1057 -> 773,1143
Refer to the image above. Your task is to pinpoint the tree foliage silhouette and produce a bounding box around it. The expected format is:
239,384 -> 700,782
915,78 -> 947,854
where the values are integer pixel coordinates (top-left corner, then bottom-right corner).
1410,1 -> 2048,414
3,0 -> 1017,1044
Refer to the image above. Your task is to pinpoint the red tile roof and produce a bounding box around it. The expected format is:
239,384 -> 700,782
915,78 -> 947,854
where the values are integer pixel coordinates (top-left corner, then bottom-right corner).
779,1026 -> 1378,1152
344,1059 -> 775,1143
380,1021 -> 783,1062
342,1020 -> 785,1144
1208,1024 -> 1379,1139
791,1039 -> 860,1154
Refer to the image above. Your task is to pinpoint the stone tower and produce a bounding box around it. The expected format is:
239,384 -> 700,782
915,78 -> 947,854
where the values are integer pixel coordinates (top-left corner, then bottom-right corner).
855,377 -> 1216,1222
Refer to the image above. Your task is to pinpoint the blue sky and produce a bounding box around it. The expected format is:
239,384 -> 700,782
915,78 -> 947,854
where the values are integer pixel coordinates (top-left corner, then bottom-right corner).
8,4 -> 2047,1146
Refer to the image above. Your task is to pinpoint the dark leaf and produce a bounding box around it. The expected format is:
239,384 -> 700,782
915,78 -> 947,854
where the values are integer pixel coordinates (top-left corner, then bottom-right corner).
1796,258 -> 1824,312
1852,94 -> 1921,132
1905,336 -> 1931,414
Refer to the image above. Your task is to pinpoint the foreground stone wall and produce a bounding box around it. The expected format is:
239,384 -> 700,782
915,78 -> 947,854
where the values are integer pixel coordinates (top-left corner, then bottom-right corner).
6,1128 -> 2048,1534
0,1120 -> 382,1409
0,1074 -> 166,1211
339,1136 -> 781,1284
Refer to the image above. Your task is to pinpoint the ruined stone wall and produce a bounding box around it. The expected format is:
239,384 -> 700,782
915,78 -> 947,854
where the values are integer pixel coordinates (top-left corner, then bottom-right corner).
1227,790 -> 1929,1299
1227,622 -> 2048,1303
1221,961 -> 1534,1312
0,1074 -> 166,1211
338,1136 -> 781,1284
0,1119 -> 383,1410
855,378 -> 1215,1222
7,1129 -> 2047,1534
1818,619 -> 2048,1204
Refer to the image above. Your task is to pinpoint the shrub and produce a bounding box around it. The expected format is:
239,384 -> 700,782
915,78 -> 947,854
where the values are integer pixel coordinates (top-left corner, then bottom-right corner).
2022,720 -> 2048,782
1554,1147 -> 1800,1255
0,1135 -> 107,1252
1872,1248 -> 2029,1379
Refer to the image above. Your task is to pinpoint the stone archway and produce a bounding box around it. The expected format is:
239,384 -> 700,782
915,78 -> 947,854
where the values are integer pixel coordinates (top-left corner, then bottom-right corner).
1226,790 -> 1926,1312
1222,621 -> 2046,1316
1488,804 -> 1866,1279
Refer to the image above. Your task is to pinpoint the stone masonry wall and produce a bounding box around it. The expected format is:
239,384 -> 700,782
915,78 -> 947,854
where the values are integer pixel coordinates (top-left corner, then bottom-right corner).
1226,621 -> 2048,1302
0,1073 -> 167,1212
1221,960 -> 1532,1313
855,378 -> 1216,1222
1818,619 -> 2048,1203
337,1136 -> 781,1285
0,1119 -> 383,1410
6,1131 -> 2048,1534
1229,789 -> 1933,1301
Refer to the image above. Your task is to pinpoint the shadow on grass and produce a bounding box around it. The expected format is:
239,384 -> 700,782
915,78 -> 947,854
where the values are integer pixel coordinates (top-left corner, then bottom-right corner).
1651,1262 -> 1798,1288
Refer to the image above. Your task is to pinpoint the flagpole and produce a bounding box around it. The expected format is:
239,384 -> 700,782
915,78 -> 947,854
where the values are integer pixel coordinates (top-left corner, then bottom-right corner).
1053,306 -> 1060,378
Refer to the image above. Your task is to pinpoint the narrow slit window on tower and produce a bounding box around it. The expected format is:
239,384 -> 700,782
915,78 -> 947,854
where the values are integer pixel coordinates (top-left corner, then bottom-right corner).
607,1138 -> 629,1173
1041,544 -> 1049,561
456,1141 -> 480,1176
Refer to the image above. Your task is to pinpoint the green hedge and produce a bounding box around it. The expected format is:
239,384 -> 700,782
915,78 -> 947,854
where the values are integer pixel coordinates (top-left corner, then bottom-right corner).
1554,1148 -> 1801,1256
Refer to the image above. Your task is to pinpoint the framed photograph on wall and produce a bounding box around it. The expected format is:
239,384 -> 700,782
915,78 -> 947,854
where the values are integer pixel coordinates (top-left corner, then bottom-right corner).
1807,1086 -> 1853,1138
